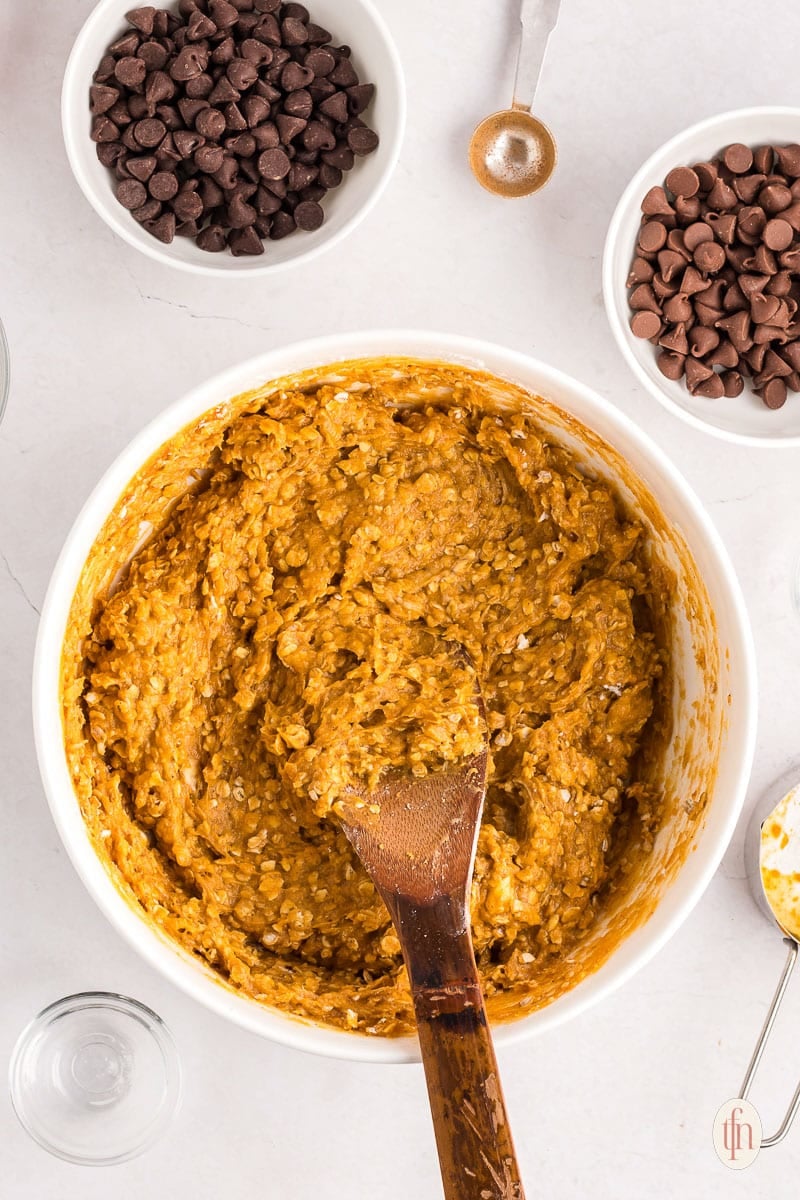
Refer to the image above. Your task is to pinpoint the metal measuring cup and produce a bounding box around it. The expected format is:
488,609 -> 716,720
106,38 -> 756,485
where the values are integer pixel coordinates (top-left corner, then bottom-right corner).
739,774 -> 800,1147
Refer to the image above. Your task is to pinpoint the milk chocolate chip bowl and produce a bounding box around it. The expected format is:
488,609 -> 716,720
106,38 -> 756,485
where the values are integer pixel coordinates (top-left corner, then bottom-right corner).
34,335 -> 755,1061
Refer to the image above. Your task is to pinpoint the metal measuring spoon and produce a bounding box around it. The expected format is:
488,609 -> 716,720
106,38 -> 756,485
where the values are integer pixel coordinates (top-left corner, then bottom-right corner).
469,0 -> 561,198
737,775 -> 800,1147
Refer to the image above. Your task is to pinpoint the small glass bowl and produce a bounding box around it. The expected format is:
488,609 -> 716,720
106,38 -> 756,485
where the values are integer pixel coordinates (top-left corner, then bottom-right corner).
9,992 -> 182,1165
0,317 -> 9,424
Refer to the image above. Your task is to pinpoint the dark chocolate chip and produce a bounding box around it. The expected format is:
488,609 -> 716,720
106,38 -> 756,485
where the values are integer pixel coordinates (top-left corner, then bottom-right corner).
241,96 -> 270,128
228,224 -> 265,254
303,121 -> 335,152
91,0 -> 377,259
91,116 -> 120,142
226,132 -> 257,157
306,22 -> 331,43
329,58 -> 357,87
110,32 -> 141,58
252,122 -> 281,150
281,17 -> 309,45
196,107 -> 227,139
276,113 -> 307,143
116,177 -> 147,209
172,189 -> 204,221
305,47 -> 335,76
131,197 -> 162,222
191,142 -> 223,173
227,194 -> 257,228
224,102 -> 248,131
258,146 -> 291,179
268,209 -> 296,238
283,88 -> 313,118
323,142 -> 355,170
347,83 -> 375,115
90,84 -> 120,115
281,61 -> 314,91
197,223 -> 228,251
318,162 -> 342,189
294,198 -> 324,230
209,75 -> 241,104
287,161 -> 317,190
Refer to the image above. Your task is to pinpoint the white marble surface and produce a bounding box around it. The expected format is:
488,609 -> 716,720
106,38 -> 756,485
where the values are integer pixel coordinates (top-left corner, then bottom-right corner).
2,0 -> 800,1194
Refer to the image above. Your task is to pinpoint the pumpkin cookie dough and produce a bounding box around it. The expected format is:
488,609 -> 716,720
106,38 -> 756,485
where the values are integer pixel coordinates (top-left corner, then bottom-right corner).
63,360 -> 668,1036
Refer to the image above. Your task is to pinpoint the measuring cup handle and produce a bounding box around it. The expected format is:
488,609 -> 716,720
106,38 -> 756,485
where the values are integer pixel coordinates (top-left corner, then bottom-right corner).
739,937 -> 800,1147
512,0 -> 561,113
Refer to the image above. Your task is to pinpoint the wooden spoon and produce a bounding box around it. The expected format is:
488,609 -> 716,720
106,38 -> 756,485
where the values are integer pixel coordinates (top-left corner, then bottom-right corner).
338,722 -> 526,1199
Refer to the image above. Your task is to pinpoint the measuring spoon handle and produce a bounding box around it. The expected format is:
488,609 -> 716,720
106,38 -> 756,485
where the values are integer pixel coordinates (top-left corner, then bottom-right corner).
512,0 -> 561,113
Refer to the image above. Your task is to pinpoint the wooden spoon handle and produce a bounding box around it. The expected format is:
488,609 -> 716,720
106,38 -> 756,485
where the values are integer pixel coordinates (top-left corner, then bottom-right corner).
414,988 -> 526,1200
390,895 -> 526,1200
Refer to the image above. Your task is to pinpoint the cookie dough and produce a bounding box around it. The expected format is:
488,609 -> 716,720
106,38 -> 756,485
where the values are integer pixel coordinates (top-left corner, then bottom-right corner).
64,360 -> 667,1035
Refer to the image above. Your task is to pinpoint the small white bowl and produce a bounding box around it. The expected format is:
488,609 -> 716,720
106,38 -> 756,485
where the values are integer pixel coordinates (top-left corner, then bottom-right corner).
603,106 -> 800,447
33,331 -> 757,1063
62,0 -> 405,277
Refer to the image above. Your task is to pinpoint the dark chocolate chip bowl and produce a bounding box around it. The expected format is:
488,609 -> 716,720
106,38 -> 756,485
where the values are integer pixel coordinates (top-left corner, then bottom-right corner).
63,0 -> 405,275
604,107 -> 800,446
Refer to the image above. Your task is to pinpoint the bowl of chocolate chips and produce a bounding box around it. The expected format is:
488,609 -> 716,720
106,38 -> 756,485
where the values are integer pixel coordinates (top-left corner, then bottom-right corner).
62,0 -> 405,274
604,107 -> 800,446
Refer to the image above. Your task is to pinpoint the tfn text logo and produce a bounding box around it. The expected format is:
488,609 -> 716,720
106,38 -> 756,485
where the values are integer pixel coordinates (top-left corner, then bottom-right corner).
713,1098 -> 762,1169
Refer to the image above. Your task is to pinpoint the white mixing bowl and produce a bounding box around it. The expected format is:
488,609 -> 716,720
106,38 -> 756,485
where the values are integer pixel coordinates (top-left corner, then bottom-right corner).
33,331 -> 757,1063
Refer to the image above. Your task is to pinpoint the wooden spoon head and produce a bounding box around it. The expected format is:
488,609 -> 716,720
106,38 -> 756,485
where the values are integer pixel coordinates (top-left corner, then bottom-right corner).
336,749 -> 488,907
